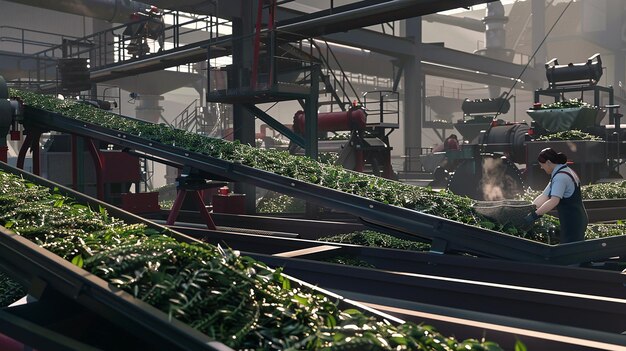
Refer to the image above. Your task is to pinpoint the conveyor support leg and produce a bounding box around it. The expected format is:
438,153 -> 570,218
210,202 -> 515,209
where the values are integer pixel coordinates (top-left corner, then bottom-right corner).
166,189 -> 216,230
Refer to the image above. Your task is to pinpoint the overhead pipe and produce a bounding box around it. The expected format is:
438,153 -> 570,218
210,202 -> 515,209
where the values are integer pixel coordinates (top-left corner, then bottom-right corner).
4,0 -> 152,23
278,0 -> 497,38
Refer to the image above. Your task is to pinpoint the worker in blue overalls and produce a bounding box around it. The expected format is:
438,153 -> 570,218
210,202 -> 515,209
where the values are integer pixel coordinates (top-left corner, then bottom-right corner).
523,148 -> 588,243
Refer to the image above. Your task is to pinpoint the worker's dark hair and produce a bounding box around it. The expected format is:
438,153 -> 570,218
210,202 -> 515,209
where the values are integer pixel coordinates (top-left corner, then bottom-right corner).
448,134 -> 458,140
538,148 -> 567,164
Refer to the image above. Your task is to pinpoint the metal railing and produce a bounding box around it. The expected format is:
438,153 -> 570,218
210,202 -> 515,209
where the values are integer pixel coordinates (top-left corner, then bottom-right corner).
11,11 -> 232,90
31,11 -> 231,63
308,38 -> 362,111
0,26 -> 82,55
171,98 -> 199,131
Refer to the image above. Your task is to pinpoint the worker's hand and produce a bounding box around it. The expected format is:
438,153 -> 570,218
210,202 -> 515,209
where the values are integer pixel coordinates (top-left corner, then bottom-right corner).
522,211 -> 541,230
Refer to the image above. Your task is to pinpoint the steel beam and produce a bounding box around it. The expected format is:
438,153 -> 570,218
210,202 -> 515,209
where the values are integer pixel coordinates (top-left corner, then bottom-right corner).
421,43 -> 544,87
242,103 -> 305,148
277,0 -> 497,38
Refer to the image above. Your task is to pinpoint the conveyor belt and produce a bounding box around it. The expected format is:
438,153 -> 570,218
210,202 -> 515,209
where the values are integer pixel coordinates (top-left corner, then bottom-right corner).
0,161 -> 429,350
21,106 -> 626,265
261,255 -> 626,351
171,225 -> 626,299
164,225 -> 626,350
0,162 -> 231,350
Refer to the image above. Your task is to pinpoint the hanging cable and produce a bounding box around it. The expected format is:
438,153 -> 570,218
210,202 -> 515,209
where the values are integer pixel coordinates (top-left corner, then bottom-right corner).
494,0 -> 574,119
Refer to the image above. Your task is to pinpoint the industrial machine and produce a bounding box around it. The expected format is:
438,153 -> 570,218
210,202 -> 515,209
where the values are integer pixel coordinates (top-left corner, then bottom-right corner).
454,91 -> 514,142
39,133 -> 144,207
289,104 -> 396,179
445,91 -> 526,200
0,87 -> 154,211
444,54 -> 625,200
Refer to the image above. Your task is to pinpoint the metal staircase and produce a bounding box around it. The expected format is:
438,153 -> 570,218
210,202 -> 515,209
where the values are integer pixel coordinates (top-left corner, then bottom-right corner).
168,99 -> 227,137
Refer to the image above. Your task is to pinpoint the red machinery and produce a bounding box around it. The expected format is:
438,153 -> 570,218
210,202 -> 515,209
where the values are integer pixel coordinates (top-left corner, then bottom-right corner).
291,106 -> 394,179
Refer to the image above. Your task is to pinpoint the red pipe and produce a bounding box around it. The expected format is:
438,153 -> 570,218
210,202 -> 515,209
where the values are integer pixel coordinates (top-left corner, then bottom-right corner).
293,109 -> 367,134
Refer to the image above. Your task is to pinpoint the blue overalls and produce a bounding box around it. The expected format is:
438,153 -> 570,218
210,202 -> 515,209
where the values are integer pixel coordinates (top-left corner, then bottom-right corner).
549,165 -> 588,243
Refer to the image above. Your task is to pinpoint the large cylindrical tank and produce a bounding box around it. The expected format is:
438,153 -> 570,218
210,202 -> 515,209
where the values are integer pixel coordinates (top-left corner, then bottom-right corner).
293,108 -> 367,134
461,96 -> 510,115
475,123 -> 529,164
546,54 -> 602,87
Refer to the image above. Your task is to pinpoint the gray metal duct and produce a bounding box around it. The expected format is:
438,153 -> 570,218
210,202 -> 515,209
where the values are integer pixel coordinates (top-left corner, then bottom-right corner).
279,0 -> 496,38
4,0 -> 152,23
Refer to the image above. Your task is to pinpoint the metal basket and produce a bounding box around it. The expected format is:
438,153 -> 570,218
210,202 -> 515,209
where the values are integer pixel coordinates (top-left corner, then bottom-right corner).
472,200 -> 536,228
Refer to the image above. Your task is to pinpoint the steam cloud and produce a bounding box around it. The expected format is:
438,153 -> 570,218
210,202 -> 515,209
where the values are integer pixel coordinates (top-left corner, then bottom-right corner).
480,157 -> 519,201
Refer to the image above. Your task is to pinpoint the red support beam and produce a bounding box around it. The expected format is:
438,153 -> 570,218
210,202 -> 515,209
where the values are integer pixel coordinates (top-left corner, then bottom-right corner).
191,190 -> 217,230
0,146 -> 7,163
166,189 -> 216,230
166,189 -> 187,226
16,132 -> 33,170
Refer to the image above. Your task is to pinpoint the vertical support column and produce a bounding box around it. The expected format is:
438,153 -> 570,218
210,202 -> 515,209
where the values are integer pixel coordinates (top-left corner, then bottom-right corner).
614,52 -> 625,105
135,94 -> 163,191
305,64 -> 320,160
135,94 -> 164,124
603,0 -> 625,96
484,2 -> 507,98
532,0 -> 547,66
0,98 -> 12,164
403,17 -> 423,172
231,18 -> 255,147
251,0 -> 264,89
232,17 -> 256,214
304,66 -> 320,219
